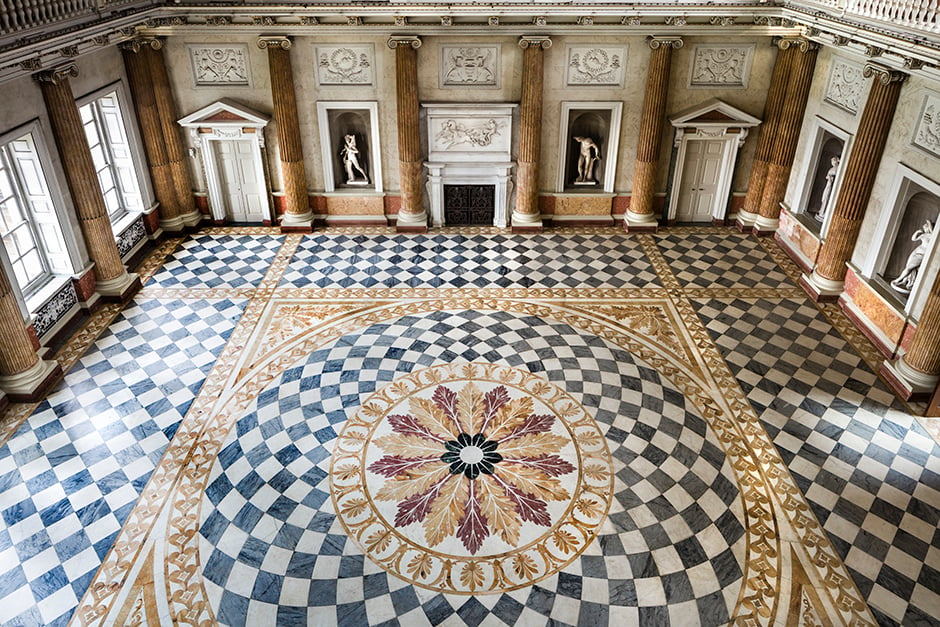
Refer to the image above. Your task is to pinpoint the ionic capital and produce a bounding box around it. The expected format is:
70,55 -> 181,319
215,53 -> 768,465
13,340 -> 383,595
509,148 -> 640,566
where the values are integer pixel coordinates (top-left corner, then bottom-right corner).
648,36 -> 683,50
257,36 -> 292,50
118,37 -> 162,53
777,36 -> 818,52
518,35 -> 552,50
33,63 -> 78,85
387,36 -> 422,49
863,63 -> 908,85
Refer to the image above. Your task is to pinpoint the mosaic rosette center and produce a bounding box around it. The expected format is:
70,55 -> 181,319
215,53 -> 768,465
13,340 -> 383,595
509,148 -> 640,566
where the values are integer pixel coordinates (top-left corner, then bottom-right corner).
331,362 -> 614,594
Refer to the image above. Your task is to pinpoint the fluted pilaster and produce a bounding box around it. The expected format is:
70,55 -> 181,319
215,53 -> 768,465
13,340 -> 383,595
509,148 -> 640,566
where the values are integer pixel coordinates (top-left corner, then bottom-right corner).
812,65 -> 907,291
738,41 -> 794,230
260,36 -> 312,231
145,41 -> 200,227
121,39 -> 181,232
512,35 -> 551,232
755,39 -> 818,233
389,36 -> 426,232
36,65 -> 137,301
625,36 -> 682,232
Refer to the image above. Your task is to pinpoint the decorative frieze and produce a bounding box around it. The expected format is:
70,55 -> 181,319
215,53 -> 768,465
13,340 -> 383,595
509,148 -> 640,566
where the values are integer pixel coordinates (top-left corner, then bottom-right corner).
824,58 -> 865,114
189,45 -> 250,86
913,92 -> 940,158
689,44 -> 752,88
32,282 -> 77,339
565,46 -> 625,87
440,45 -> 498,87
315,45 -> 374,85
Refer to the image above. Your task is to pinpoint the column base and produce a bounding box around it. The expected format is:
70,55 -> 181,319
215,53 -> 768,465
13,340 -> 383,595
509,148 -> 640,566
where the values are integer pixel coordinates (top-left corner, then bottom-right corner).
97,272 -> 141,303
180,210 -> 204,230
799,270 -> 843,303
623,209 -> 658,233
752,215 -> 780,237
0,358 -> 63,403
735,208 -> 758,232
510,210 -> 543,233
397,209 -> 429,233
880,356 -> 939,402
159,216 -> 186,235
280,211 -> 315,233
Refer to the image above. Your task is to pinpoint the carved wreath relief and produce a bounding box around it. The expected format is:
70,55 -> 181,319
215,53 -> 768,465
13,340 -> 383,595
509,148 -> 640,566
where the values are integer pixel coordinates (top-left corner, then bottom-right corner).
914,92 -> 940,158
689,45 -> 752,88
440,46 -> 499,87
824,59 -> 865,114
189,45 -> 250,86
316,45 -> 374,85
565,46 -> 625,86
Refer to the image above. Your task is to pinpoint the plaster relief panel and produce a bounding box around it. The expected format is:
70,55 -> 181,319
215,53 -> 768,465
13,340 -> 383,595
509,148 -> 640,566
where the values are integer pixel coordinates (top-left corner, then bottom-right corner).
824,58 -> 865,114
688,45 -> 752,88
189,45 -> 250,86
315,45 -> 375,85
913,91 -> 940,159
440,45 -> 499,88
565,46 -> 625,86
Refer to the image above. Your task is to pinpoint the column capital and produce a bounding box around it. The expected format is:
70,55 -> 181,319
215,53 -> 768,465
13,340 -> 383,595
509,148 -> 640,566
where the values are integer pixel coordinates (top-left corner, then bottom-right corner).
777,37 -> 818,52
518,35 -> 552,50
863,63 -> 908,85
33,63 -> 78,85
387,36 -> 422,50
118,37 -> 162,53
648,36 -> 683,50
258,36 -> 292,50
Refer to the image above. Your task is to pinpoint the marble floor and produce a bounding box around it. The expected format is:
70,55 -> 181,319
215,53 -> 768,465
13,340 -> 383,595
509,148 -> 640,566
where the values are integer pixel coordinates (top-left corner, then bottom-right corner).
0,226 -> 937,627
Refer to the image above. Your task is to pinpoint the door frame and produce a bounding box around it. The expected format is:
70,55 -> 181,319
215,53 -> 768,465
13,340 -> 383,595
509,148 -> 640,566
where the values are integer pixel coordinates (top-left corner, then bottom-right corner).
178,100 -> 271,224
667,99 -> 760,224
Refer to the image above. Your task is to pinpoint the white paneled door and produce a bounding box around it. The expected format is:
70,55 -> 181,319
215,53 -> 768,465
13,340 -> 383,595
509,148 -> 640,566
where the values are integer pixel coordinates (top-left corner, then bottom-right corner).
675,139 -> 724,223
213,139 -> 265,223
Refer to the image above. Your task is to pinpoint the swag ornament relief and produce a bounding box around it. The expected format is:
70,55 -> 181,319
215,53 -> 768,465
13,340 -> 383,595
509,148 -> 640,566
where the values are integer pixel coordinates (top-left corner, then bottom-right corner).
689,45 -> 752,88
914,92 -> 940,157
332,362 -> 613,594
565,46 -> 625,86
189,45 -> 250,86
824,59 -> 865,114
315,45 -> 374,85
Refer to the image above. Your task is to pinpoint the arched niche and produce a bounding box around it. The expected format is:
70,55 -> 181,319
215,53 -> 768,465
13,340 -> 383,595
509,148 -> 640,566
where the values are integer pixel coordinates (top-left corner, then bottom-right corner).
792,117 -> 851,236
555,102 -> 622,194
316,102 -> 382,193
882,192 -> 940,299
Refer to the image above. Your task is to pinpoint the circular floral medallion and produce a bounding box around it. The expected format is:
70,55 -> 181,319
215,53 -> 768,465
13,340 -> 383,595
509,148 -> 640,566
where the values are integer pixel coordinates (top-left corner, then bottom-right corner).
331,362 -> 614,594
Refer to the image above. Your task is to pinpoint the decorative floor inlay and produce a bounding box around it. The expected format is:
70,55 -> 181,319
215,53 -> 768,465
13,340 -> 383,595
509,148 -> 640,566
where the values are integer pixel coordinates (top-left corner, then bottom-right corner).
333,362 -> 614,594
4,226 -> 937,627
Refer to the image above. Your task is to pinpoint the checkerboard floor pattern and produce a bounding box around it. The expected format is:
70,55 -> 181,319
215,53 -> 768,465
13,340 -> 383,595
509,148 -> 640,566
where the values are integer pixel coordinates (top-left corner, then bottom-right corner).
656,231 -> 793,289
199,310 -> 746,626
0,298 -> 245,627
148,234 -> 284,289
280,233 -> 660,289
693,297 -> 940,626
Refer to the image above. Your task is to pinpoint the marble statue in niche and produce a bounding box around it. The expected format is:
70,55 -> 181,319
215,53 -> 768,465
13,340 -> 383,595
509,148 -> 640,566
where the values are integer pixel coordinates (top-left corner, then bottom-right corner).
815,156 -> 841,223
689,45 -> 750,87
340,134 -> 369,184
190,46 -> 249,85
891,221 -> 933,294
566,46 -> 625,86
441,46 -> 498,87
573,136 -> 601,184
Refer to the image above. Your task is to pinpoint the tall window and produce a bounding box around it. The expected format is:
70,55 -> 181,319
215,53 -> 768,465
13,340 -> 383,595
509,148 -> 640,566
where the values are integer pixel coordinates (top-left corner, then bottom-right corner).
80,91 -> 143,223
0,133 -> 66,296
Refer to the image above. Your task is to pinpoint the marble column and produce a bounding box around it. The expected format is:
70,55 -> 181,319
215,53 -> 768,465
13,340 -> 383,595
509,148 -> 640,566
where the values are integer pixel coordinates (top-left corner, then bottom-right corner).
36,65 -> 140,302
0,263 -> 61,401
736,41 -> 794,232
883,275 -> 940,400
754,38 -> 818,235
145,40 -> 202,228
389,36 -> 426,232
801,64 -> 907,302
259,36 -> 313,231
625,36 -> 683,233
121,38 -> 179,233
512,35 -> 551,233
